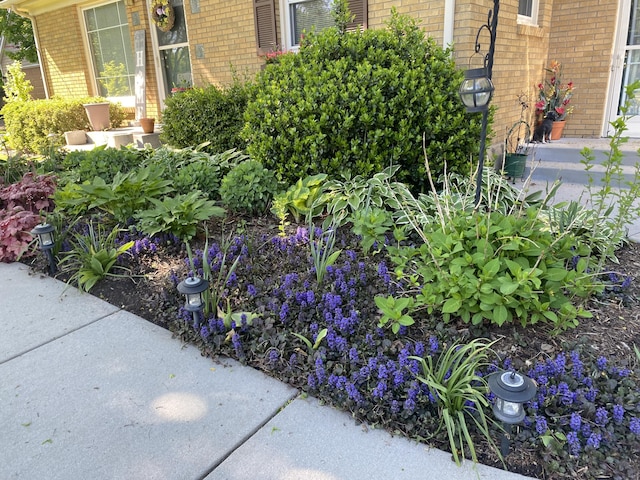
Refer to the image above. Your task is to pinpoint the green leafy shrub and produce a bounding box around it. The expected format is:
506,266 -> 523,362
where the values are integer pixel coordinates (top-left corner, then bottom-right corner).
220,160 -> 279,215
54,166 -> 173,223
3,60 -> 33,103
388,210 -> 595,330
59,146 -> 146,186
243,9 -> 482,192
161,82 -> 250,154
144,147 -> 248,200
134,191 -> 226,241
351,206 -> 394,254
1,96 -> 125,153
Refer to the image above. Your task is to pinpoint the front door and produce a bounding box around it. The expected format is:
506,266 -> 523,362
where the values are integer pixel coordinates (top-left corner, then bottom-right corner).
149,0 -> 192,108
608,0 -> 640,137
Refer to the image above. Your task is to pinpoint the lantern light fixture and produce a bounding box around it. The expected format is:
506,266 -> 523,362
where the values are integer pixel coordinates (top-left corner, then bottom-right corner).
30,223 -> 57,274
488,370 -> 537,424
458,0 -> 500,207
488,369 -> 537,456
459,67 -> 495,113
177,276 -> 209,326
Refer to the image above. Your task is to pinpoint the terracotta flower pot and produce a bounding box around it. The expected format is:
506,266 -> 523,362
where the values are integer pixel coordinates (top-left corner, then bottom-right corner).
139,118 -> 155,134
551,120 -> 566,140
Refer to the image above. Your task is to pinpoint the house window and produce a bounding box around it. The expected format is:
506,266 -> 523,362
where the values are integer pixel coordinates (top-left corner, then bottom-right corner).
517,0 -> 539,25
278,0 -> 367,50
288,0 -> 334,47
84,1 -> 135,102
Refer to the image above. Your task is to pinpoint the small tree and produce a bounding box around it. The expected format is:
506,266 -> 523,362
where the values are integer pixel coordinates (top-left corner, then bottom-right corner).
0,10 -> 37,64
3,61 -> 33,103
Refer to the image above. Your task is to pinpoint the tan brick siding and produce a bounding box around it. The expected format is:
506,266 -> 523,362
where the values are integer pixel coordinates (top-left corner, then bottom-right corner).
185,0 -> 270,87
25,0 -> 618,141
35,7 -> 91,98
547,0 -> 617,138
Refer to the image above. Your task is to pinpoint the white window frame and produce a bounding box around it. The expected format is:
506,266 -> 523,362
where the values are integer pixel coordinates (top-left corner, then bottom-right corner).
280,0 -> 335,51
81,0 -> 136,107
517,0 -> 539,26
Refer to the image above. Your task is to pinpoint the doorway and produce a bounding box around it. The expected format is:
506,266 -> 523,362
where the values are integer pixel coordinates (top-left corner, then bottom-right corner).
608,0 -> 640,137
149,0 -> 192,108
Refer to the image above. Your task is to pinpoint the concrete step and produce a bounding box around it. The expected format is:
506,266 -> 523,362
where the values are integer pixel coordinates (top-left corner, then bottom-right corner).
64,126 -> 162,151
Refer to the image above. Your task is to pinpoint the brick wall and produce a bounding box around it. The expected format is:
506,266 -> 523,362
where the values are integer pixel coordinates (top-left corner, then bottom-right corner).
547,0 -> 617,137
35,7 -> 91,98
186,0 -> 271,87
27,0 -> 618,140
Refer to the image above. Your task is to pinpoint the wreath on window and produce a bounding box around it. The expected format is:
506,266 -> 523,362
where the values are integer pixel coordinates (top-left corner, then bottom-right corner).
151,0 -> 174,32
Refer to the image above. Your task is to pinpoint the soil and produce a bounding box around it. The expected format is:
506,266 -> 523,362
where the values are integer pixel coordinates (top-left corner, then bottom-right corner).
21,218 -> 640,479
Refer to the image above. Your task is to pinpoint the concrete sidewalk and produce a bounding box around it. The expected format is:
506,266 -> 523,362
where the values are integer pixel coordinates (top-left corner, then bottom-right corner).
513,138 -> 640,242
0,262 -> 533,480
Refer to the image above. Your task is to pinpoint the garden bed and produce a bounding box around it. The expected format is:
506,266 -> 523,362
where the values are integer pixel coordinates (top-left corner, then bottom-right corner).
23,216 -> 640,480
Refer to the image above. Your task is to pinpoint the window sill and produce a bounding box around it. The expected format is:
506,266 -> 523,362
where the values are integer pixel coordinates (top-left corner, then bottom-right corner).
517,23 -> 545,38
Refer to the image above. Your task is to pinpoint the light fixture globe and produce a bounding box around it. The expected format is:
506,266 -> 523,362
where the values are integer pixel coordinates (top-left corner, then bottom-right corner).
459,67 -> 495,113
30,223 -> 56,250
488,370 -> 537,424
177,276 -> 209,312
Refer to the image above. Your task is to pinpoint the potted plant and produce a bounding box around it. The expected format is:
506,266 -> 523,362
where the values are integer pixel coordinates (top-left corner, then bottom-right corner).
502,94 -> 532,182
535,60 -> 574,140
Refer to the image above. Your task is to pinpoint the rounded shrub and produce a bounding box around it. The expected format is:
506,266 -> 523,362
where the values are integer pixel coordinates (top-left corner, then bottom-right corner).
242,9 -> 484,193
1,96 -> 125,153
161,82 -> 250,154
220,160 -> 279,215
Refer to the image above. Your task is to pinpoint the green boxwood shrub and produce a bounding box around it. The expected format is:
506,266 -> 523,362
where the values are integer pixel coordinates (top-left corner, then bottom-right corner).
242,10 -> 484,193
220,160 -> 279,215
1,96 -> 125,153
161,82 -> 250,154
58,146 -> 147,187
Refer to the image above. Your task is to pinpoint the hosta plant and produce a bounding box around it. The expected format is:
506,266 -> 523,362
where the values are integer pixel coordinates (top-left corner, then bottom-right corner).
134,191 -> 226,242
271,173 -> 329,224
54,166 -> 173,223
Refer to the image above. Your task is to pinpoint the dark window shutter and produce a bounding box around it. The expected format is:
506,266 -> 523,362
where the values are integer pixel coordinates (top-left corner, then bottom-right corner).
347,0 -> 368,31
254,0 -> 277,55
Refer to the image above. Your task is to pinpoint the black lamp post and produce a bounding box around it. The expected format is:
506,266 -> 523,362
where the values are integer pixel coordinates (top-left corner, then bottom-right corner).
488,369 -> 537,456
30,223 -> 57,274
177,276 -> 209,327
459,0 -> 500,207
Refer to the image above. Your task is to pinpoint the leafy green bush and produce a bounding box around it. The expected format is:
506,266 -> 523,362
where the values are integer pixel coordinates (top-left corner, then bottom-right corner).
134,191 -> 226,242
54,166 -> 173,223
1,96 -> 126,153
161,82 -> 250,154
220,160 -> 279,215
58,146 -> 146,186
387,210 -> 595,330
242,9 -> 482,192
